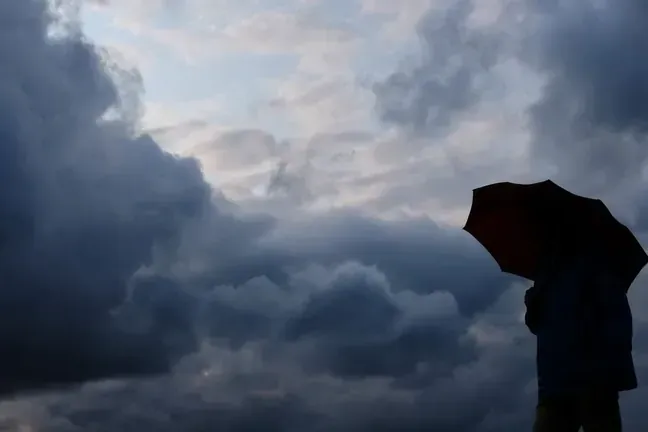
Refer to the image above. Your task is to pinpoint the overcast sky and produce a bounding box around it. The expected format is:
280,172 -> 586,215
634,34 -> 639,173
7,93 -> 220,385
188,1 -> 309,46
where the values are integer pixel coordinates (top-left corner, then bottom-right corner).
2,0 -> 648,431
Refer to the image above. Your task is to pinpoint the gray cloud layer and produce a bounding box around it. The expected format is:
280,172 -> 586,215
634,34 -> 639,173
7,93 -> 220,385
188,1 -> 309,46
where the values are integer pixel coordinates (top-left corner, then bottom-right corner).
0,0 -> 212,395
374,0 -> 508,137
2,0 -> 648,430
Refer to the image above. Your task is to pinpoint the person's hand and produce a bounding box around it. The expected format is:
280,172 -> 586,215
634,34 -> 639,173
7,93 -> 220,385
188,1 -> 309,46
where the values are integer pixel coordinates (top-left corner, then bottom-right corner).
524,284 -> 542,335
524,285 -> 537,308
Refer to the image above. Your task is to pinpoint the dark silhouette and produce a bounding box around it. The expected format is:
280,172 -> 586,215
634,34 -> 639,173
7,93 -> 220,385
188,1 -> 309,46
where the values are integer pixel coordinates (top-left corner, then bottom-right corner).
525,233 -> 636,431
463,180 -> 647,431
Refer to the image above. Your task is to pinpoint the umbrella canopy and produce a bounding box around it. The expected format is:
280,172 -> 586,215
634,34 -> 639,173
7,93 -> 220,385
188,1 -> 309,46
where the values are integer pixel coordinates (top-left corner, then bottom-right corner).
463,180 -> 648,290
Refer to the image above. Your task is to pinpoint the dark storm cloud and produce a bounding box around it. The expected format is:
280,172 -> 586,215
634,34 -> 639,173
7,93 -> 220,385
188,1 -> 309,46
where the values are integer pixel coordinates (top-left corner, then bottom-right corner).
156,212 -> 510,358
0,286 -> 537,431
281,261 -> 476,379
0,274 -> 536,431
525,0 -> 648,187
527,0 -> 648,133
0,0 -> 211,394
181,213 -> 509,321
9,0 -> 648,430
259,213 -> 509,316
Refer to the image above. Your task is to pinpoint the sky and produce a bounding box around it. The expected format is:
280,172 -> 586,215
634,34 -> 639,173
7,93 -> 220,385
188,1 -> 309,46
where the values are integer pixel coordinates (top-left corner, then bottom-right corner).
2,0 -> 648,430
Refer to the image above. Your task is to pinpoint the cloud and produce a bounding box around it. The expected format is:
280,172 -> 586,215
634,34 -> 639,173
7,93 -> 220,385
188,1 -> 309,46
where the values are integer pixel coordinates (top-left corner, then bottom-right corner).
191,129 -> 283,171
142,99 -> 223,130
522,0 -> 648,195
220,11 -> 356,54
5,0 -> 648,430
0,269 -> 537,431
0,0 -> 215,396
1,253 -> 526,431
373,0 -> 512,137
373,0 -> 648,202
0,6 -> 522,431
169,128 -> 387,216
267,74 -> 377,135
360,0 -> 432,41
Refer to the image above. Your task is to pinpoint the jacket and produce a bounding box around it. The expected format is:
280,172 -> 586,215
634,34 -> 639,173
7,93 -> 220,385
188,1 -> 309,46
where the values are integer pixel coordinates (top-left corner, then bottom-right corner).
524,253 -> 637,397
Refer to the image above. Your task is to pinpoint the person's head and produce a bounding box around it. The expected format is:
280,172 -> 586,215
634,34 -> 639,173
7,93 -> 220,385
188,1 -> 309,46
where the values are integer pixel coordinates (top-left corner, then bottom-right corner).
535,216 -> 592,277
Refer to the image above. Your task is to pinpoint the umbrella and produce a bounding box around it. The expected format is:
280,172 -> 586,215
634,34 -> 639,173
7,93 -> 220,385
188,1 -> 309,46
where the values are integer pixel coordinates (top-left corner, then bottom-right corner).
463,179 -> 648,291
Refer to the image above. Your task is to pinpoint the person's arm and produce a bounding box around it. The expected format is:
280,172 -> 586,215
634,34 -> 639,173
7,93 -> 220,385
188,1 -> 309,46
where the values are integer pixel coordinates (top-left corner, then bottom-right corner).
583,269 -> 633,353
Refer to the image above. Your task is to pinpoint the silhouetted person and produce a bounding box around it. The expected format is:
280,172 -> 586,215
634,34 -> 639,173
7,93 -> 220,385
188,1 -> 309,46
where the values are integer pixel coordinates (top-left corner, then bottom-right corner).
525,228 -> 636,431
